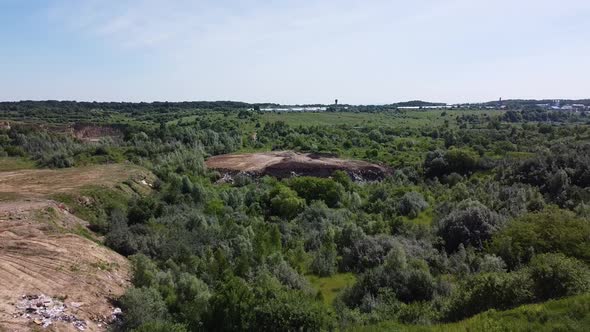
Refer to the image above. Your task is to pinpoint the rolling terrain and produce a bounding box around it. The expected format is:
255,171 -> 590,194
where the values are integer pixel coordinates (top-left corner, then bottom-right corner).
1,101 -> 589,331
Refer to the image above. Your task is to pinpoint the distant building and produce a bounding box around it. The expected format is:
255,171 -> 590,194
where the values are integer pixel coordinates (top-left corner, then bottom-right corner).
572,104 -> 586,111
397,105 -> 452,110
0,121 -> 10,130
260,106 -> 328,112
561,105 -> 574,111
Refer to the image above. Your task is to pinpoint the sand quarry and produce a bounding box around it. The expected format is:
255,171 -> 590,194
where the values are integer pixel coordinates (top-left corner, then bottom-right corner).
206,151 -> 392,180
0,164 -> 153,331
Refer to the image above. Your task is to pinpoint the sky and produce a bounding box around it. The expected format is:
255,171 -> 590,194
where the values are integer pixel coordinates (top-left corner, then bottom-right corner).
1,0 -> 589,104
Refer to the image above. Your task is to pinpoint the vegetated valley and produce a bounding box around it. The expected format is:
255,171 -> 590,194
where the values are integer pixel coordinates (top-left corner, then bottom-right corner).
1,101 -> 590,331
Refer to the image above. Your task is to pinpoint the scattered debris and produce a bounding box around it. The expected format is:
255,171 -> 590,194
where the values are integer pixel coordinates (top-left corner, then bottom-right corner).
14,294 -> 87,330
140,179 -> 152,187
106,307 -> 123,326
57,202 -> 70,212
215,173 -> 235,184
76,196 -> 93,206
70,302 -> 84,308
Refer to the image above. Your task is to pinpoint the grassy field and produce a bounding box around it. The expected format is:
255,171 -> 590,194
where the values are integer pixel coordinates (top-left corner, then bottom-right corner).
169,109 -> 502,129
351,293 -> 590,332
0,157 -> 35,171
307,273 -> 356,304
258,110 -> 500,128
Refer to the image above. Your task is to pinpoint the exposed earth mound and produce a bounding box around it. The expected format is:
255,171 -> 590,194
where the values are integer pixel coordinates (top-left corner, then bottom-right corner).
0,164 -> 154,331
0,202 -> 129,331
206,151 -> 392,181
71,124 -> 124,143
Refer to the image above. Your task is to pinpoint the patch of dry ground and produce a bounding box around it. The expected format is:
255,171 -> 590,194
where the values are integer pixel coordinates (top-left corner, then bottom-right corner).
0,164 -> 149,199
0,164 -> 153,331
206,151 -> 392,180
71,124 -> 123,143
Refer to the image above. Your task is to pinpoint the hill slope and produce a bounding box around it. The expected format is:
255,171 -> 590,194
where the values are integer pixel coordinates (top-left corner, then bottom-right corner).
352,294 -> 590,332
0,163 -> 153,331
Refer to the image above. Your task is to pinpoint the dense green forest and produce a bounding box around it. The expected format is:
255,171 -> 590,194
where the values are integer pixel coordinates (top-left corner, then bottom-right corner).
1,101 -> 589,331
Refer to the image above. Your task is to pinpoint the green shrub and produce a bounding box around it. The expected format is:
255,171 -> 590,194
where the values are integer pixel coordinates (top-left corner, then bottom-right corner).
206,277 -> 256,331
527,253 -> 590,301
445,271 -> 534,321
489,208 -> 590,268
121,287 -> 169,329
131,321 -> 187,332
398,191 -> 429,218
253,289 -> 335,331
267,184 -> 305,219
288,176 -> 346,208
438,200 -> 505,252
130,254 -> 159,288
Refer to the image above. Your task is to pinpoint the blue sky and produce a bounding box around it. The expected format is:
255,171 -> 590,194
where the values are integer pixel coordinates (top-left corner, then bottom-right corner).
1,0 -> 589,104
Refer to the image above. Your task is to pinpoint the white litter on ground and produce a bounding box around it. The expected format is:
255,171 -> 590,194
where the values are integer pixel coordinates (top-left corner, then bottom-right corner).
14,294 -> 87,330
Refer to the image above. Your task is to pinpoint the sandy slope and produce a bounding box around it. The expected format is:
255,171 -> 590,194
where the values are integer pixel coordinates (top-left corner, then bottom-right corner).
0,164 -> 152,331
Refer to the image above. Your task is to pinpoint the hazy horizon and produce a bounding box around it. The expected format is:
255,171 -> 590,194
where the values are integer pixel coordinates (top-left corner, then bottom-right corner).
1,0 -> 589,104
1,98 -> 589,106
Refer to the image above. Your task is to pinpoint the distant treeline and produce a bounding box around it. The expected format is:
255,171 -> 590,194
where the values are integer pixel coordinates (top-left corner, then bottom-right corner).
485,99 -> 590,109
0,100 -> 251,113
502,109 -> 589,123
2,100 -> 589,124
390,100 -> 447,107
0,100 -> 252,125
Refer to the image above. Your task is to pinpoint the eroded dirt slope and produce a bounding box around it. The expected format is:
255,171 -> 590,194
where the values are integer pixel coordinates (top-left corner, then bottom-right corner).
0,164 -> 153,331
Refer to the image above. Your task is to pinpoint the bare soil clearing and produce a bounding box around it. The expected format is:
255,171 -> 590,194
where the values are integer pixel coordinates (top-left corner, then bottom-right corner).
0,164 -> 153,331
206,151 -> 392,180
0,164 -> 150,199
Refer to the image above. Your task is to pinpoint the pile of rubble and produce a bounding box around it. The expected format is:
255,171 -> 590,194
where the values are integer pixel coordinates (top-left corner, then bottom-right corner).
14,294 -> 87,330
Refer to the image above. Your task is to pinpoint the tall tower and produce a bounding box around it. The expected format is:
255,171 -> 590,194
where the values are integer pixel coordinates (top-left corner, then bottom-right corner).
335,99 -> 339,105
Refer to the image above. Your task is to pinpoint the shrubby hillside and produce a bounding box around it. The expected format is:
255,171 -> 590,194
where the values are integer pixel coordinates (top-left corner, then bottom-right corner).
1,103 -> 589,331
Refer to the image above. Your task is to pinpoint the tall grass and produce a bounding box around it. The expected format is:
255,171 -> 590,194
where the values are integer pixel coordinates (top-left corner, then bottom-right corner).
351,293 -> 590,332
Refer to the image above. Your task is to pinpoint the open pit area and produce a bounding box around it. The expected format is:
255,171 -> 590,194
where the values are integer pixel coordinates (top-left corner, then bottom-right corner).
206,151 -> 392,181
